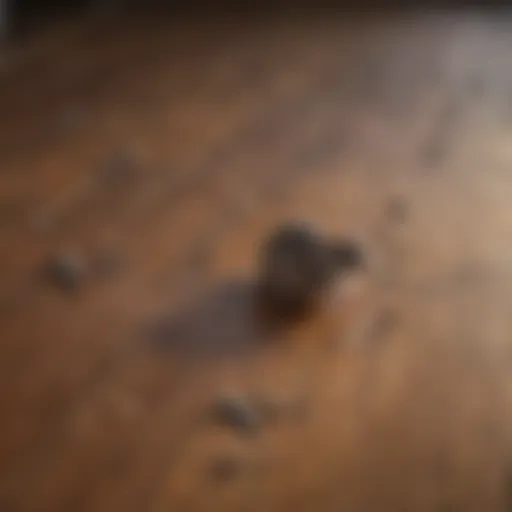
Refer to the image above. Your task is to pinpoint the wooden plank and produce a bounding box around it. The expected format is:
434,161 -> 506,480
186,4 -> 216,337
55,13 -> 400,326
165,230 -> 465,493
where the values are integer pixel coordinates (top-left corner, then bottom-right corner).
1,10 -> 512,512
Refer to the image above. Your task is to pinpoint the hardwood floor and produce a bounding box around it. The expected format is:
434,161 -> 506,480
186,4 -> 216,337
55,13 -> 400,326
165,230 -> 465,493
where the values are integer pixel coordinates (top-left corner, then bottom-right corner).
1,8 -> 512,511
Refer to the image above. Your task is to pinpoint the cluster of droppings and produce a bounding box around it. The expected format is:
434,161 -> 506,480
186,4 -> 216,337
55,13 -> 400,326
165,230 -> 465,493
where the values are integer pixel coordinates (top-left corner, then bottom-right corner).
207,391 -> 310,482
256,222 -> 364,319
40,145 -> 137,293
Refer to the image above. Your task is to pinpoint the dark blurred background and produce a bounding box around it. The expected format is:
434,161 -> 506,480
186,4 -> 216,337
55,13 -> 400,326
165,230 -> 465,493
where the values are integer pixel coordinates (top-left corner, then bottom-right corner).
2,0 -> 511,39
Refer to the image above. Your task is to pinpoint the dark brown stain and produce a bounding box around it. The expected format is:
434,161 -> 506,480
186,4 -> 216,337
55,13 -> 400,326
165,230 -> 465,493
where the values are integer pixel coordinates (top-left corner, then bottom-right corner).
145,281 -> 267,359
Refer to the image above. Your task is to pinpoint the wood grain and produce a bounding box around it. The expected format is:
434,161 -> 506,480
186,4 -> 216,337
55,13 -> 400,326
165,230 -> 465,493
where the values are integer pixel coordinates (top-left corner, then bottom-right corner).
1,9 -> 512,512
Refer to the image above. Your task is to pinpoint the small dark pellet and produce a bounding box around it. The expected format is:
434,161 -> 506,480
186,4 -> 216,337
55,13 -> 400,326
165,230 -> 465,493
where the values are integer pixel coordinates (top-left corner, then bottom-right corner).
213,396 -> 261,436
257,223 -> 333,315
46,252 -> 85,292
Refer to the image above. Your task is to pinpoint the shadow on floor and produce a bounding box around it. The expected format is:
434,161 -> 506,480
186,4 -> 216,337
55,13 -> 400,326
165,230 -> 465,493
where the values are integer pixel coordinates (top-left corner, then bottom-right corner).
145,280 -> 278,360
